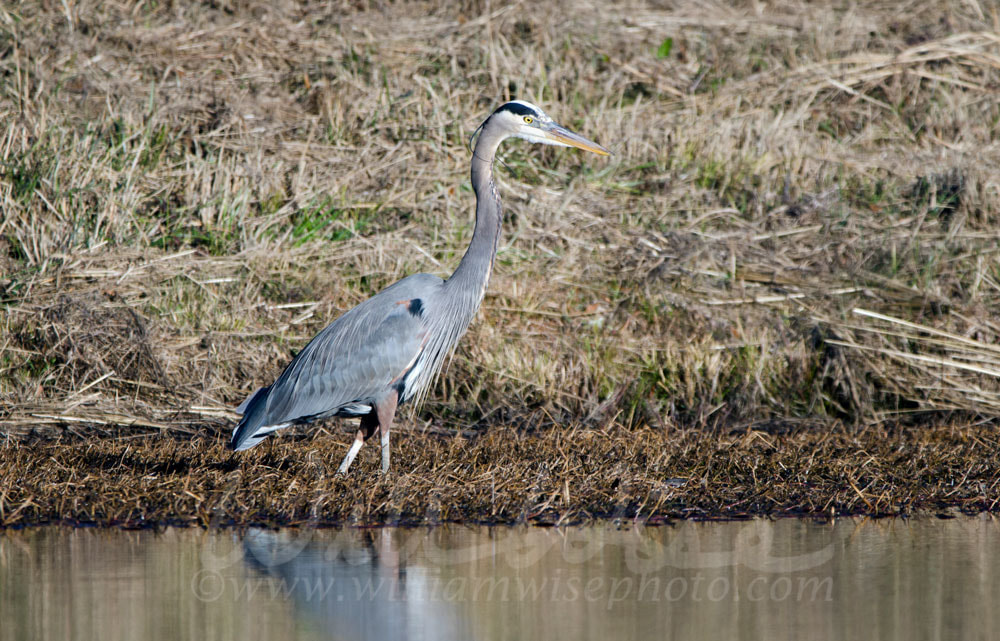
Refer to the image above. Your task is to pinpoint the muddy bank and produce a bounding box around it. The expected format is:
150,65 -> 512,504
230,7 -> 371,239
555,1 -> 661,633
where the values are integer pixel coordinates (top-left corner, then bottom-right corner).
2,422 -> 997,528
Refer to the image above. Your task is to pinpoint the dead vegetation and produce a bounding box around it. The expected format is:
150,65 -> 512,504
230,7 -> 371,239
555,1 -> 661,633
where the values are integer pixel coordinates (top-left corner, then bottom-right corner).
2,1 -> 1000,523
2,422 -> 998,528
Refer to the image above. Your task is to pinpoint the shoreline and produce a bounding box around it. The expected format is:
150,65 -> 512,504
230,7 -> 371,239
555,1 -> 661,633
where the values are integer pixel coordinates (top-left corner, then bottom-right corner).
3,422 -> 996,529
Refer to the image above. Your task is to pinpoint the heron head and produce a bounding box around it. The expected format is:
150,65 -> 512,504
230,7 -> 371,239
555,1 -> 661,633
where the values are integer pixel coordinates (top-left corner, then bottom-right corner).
476,100 -> 610,156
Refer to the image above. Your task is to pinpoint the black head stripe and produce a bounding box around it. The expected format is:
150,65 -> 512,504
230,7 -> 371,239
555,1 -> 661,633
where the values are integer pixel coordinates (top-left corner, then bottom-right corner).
494,102 -> 537,118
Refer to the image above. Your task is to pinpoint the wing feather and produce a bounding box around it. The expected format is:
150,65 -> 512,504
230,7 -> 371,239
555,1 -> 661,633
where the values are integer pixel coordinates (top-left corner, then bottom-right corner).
258,274 -> 440,425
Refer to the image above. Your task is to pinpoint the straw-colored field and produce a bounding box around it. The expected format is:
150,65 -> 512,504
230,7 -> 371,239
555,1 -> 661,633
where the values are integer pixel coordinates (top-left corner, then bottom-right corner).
2,1 -> 1000,525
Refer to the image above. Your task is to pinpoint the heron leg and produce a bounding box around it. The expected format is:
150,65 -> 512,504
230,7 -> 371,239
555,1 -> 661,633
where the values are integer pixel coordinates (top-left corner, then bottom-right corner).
375,391 -> 399,474
337,397 -> 396,475
337,429 -> 366,475
338,412 -> 378,475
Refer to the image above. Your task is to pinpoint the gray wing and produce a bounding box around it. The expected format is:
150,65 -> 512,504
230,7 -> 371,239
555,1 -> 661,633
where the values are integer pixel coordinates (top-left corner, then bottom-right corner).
259,273 -> 443,425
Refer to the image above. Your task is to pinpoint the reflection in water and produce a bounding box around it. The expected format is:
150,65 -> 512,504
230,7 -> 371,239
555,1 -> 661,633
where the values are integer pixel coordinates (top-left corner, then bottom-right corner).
242,528 -> 470,640
0,517 -> 998,640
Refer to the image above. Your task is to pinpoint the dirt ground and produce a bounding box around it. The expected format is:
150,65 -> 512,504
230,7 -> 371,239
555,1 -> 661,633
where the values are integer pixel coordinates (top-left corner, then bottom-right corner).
2,1 -> 1000,525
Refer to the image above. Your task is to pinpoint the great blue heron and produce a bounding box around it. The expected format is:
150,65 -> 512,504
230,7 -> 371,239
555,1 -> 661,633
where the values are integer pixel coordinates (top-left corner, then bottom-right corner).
230,100 -> 609,473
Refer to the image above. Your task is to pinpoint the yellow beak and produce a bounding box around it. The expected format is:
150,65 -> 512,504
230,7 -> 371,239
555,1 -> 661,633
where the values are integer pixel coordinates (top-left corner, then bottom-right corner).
545,124 -> 611,156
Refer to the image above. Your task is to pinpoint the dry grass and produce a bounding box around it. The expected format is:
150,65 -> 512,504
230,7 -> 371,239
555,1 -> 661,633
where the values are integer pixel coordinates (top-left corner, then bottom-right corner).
2,422 -> 998,528
2,1 -> 1000,522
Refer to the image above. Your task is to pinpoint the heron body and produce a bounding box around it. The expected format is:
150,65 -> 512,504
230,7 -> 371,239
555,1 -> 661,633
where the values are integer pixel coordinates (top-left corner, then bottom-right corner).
230,100 -> 609,473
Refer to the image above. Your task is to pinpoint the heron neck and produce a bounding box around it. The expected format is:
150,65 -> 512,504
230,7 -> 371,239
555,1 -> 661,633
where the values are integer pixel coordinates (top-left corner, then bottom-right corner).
444,128 -> 505,307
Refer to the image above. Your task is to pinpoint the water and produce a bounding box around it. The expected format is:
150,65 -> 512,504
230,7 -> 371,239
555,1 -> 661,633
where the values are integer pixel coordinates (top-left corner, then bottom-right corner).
1,517 -> 997,640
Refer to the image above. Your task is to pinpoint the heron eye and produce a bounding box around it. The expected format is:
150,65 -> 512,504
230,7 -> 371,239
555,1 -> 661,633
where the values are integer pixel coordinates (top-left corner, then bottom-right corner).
523,116 -> 533,124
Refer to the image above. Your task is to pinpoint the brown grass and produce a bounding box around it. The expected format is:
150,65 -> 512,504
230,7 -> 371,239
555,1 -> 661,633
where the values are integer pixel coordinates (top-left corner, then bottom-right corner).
2,422 -> 998,528
2,1 -> 1000,522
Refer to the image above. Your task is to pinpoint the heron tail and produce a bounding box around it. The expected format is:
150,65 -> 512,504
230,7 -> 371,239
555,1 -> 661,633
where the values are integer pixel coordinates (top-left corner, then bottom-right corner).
229,386 -> 272,451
